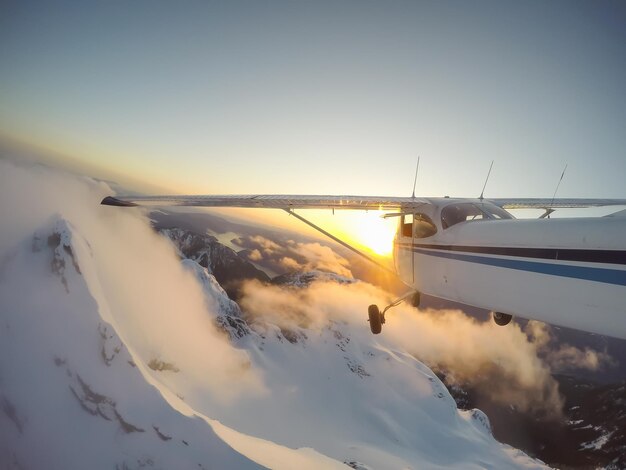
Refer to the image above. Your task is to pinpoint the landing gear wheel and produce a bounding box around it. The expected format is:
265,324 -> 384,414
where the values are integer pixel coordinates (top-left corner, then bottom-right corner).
411,291 -> 421,308
492,311 -> 512,326
368,304 -> 383,334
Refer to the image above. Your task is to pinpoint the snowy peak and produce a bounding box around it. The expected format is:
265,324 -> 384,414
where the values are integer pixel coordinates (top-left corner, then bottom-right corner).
31,216 -> 85,292
1,217 -> 262,469
182,259 -> 251,340
159,227 -> 269,298
159,227 -> 220,269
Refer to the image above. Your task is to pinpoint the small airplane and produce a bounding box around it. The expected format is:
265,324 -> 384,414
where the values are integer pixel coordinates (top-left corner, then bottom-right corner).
102,193 -> 626,340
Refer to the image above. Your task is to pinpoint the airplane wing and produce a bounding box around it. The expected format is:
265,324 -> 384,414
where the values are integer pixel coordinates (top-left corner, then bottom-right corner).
488,198 -> 626,210
101,195 -> 429,211
101,195 -> 626,211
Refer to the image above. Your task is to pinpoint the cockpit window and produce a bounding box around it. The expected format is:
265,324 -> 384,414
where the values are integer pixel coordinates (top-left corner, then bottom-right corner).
413,213 -> 437,238
441,203 -> 513,229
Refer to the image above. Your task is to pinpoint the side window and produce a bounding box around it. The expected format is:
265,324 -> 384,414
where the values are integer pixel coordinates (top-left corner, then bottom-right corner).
401,214 -> 413,237
400,213 -> 437,238
441,204 -> 486,229
413,213 -> 437,238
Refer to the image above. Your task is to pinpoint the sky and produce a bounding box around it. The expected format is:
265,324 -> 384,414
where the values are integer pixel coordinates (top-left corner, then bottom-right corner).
1,0 -> 625,201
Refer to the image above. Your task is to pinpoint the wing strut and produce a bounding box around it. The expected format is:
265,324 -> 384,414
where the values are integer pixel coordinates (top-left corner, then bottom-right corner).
283,209 -> 396,275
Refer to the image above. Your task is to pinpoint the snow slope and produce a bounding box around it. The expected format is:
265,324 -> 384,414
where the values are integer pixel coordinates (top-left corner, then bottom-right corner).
0,218 -> 261,469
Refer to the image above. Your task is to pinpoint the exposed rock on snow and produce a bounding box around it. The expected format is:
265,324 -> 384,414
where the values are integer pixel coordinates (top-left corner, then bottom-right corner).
147,358 -> 180,373
32,217 -> 83,293
181,258 -> 251,340
160,227 -> 269,298
272,270 -> 355,288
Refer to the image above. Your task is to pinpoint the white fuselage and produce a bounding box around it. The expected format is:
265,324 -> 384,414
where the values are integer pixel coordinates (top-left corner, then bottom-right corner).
393,200 -> 626,339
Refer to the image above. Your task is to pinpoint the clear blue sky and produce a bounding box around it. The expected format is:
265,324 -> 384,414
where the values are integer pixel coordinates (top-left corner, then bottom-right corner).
1,0 -> 625,198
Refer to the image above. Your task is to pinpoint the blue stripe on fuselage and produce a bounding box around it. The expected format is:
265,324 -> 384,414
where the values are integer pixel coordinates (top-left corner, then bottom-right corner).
402,246 -> 626,286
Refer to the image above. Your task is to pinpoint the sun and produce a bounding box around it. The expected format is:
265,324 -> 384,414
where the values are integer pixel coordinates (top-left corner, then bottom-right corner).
352,211 -> 397,256
292,210 -> 397,258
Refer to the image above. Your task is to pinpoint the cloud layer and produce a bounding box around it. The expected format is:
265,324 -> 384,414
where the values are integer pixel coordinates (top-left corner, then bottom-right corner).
233,234 -> 352,277
239,278 -> 615,416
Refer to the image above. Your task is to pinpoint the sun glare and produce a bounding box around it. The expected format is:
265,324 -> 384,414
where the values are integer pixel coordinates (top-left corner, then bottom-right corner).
316,211 -> 397,257
353,211 -> 397,256
279,210 -> 398,259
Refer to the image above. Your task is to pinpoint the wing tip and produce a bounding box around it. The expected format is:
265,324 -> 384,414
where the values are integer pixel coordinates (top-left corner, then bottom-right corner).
101,196 -> 137,207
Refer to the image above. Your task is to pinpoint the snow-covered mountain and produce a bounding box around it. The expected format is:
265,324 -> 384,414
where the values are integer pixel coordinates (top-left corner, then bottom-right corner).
439,370 -> 626,470
0,217 -> 260,469
158,227 -> 270,299
0,158 -> 547,468
550,375 -> 626,469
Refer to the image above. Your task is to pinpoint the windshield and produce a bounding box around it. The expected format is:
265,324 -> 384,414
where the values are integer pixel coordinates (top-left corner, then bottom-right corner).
441,203 -> 513,229
476,203 -> 514,220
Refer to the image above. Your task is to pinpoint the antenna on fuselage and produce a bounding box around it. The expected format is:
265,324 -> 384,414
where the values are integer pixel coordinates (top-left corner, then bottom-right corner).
545,163 -> 568,218
479,160 -> 494,201
411,156 -> 420,199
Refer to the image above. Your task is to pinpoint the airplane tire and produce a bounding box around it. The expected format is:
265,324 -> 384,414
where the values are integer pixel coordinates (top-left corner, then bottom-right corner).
368,304 -> 382,334
411,291 -> 421,308
492,311 -> 512,326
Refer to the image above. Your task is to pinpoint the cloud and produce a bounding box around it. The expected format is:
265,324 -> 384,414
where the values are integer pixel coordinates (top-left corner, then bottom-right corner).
247,235 -> 281,253
234,235 -> 352,277
247,248 -> 263,261
278,256 -> 301,271
0,158 -> 264,404
239,277 -> 615,416
525,321 -> 616,373
546,345 -> 615,372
